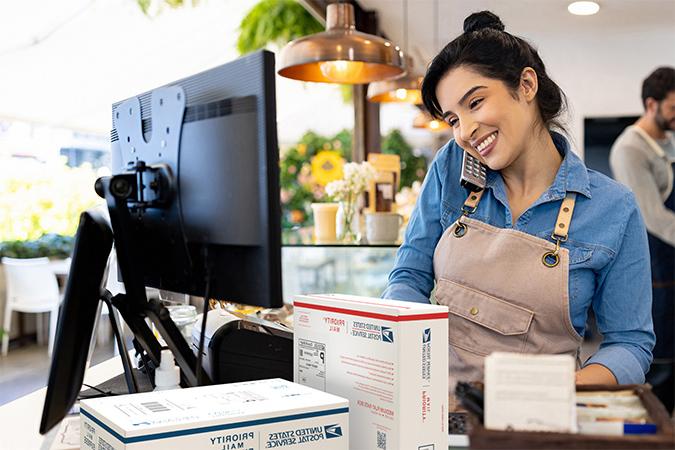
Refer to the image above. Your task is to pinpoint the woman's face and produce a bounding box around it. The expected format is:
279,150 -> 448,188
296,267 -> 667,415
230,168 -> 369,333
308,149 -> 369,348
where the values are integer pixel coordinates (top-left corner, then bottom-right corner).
435,65 -> 539,170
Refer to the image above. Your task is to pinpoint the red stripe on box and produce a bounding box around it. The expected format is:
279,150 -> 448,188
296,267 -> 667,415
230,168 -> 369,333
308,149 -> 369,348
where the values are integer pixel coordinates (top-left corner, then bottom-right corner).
308,294 -> 414,309
293,301 -> 447,322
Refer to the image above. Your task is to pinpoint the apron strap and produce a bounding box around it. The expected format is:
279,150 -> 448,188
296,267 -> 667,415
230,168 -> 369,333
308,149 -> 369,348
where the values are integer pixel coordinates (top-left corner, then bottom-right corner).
553,193 -> 577,241
632,125 -> 667,158
457,189 -> 579,269
461,189 -> 485,215
543,193 -> 577,268
631,125 -> 674,200
461,189 -> 577,236
453,189 -> 486,238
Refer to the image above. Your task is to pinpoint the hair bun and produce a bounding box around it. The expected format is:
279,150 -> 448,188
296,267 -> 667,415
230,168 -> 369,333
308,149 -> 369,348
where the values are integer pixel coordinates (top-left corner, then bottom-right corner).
463,11 -> 505,33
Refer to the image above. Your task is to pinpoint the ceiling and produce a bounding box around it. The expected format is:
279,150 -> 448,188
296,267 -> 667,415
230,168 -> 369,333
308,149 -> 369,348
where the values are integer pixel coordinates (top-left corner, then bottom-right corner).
0,0 -> 672,139
357,0 -> 675,73
0,0 -> 253,133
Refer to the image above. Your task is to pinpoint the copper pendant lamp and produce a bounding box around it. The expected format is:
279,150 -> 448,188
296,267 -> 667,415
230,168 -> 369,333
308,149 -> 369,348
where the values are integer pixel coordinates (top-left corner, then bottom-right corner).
278,2 -> 405,84
367,0 -> 422,104
413,109 -> 450,132
411,0 -> 448,132
367,56 -> 423,103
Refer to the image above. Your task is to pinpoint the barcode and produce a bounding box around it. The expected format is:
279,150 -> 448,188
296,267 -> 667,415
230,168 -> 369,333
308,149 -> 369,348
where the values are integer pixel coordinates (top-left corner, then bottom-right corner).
98,437 -> 114,450
377,431 -> 386,450
141,401 -> 170,413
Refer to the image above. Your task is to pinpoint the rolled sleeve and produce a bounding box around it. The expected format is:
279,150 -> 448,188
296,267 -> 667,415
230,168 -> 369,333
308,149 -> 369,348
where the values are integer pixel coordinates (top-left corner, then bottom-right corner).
588,192 -> 655,384
585,345 -> 648,385
382,146 -> 447,303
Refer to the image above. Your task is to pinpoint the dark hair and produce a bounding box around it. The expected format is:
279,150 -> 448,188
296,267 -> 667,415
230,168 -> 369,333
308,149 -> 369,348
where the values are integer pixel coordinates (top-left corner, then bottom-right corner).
421,11 -> 567,131
641,66 -> 675,109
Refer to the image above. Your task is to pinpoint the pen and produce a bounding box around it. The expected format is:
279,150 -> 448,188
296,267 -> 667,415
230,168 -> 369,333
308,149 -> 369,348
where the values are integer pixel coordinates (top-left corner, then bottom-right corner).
578,421 -> 658,436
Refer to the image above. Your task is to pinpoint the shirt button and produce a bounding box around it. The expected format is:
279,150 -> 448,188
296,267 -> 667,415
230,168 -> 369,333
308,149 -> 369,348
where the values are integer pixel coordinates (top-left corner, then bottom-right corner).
470,307 -> 479,316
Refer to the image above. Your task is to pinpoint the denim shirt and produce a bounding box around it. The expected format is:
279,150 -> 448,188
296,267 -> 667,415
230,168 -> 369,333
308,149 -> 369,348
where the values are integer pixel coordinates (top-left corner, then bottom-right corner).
383,133 -> 655,384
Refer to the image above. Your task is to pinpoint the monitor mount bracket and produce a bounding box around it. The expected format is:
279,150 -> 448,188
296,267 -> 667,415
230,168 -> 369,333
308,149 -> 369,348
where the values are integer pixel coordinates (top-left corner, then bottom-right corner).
95,86 -> 212,389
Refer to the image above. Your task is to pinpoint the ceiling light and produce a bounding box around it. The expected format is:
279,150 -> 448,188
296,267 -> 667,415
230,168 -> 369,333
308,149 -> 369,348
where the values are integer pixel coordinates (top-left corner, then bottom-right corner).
413,110 -> 450,132
568,1 -> 600,16
367,57 -> 423,104
278,3 -> 405,84
367,1 -> 423,104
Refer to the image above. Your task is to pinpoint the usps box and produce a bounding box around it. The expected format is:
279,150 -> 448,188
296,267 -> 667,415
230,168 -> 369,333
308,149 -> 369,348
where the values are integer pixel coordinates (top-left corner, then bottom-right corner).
80,378 -> 348,450
293,293 -> 448,450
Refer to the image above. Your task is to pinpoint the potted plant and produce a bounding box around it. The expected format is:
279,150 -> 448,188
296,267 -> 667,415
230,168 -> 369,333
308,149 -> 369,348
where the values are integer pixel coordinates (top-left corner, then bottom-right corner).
0,234 -> 74,260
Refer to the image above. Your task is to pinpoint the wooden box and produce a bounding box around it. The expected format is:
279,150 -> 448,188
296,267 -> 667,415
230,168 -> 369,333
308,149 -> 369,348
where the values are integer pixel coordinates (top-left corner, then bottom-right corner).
467,384 -> 674,449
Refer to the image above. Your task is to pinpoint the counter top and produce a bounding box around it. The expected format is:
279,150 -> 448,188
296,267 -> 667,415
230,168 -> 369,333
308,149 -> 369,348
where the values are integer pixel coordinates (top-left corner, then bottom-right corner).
0,354 -> 124,449
0,353 -> 469,449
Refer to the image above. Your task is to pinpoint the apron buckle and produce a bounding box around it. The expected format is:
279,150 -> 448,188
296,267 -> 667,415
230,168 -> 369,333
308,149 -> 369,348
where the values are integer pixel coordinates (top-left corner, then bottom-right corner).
453,221 -> 468,238
461,204 -> 478,215
454,208 -> 474,238
542,234 -> 565,268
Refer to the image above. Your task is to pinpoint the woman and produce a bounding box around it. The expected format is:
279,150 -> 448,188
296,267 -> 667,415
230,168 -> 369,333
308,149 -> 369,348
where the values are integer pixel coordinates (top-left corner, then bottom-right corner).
383,11 -> 654,392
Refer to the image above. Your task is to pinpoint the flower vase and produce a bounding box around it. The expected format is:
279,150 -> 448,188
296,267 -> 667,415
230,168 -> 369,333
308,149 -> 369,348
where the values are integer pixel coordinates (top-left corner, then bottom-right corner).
336,200 -> 360,243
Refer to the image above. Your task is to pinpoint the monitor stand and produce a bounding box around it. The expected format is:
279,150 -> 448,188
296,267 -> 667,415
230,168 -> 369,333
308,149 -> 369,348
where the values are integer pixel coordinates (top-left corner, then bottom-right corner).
99,291 -> 139,394
74,290 -> 159,400
93,171 -> 213,391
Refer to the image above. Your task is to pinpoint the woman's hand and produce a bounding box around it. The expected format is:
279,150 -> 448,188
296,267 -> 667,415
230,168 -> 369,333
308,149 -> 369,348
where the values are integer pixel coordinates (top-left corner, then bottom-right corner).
575,364 -> 618,385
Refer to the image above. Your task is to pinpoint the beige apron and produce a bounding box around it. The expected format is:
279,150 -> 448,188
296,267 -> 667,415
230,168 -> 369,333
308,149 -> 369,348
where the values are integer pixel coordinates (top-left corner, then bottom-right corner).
433,189 -> 583,406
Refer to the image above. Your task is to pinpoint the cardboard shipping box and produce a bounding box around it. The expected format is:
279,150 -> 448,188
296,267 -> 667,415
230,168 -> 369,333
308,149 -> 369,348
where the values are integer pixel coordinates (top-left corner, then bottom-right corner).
80,378 -> 348,450
293,293 -> 449,450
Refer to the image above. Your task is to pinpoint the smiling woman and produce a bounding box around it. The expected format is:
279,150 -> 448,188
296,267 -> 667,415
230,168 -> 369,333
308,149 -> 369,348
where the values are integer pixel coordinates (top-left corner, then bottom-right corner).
382,10 -> 656,406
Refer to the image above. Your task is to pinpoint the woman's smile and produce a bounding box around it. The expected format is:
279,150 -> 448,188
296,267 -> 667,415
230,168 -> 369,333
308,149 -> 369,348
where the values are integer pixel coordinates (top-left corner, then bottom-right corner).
472,131 -> 498,157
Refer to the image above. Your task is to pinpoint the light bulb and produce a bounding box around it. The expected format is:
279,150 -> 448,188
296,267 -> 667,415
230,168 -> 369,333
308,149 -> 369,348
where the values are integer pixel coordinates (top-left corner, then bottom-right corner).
429,120 -> 440,130
567,1 -> 600,16
395,89 -> 408,100
318,60 -> 365,82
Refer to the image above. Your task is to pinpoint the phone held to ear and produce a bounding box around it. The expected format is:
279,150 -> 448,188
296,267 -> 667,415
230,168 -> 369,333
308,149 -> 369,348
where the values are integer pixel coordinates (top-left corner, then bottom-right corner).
460,150 -> 487,191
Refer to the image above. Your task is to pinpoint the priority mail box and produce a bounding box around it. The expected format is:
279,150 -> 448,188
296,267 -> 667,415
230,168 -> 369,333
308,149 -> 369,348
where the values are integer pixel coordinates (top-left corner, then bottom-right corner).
293,293 -> 448,450
80,378 -> 348,450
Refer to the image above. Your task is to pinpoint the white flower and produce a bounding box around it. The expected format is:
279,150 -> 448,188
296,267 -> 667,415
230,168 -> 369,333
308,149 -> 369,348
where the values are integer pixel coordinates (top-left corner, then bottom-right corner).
325,162 -> 375,202
325,179 -> 348,200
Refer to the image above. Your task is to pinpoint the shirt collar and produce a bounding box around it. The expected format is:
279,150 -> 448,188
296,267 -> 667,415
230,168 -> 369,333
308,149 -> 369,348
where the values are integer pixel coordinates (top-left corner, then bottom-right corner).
485,131 -> 592,200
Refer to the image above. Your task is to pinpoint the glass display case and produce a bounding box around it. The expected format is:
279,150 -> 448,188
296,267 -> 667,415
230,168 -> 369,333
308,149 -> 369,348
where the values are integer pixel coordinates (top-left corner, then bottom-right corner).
281,240 -> 398,303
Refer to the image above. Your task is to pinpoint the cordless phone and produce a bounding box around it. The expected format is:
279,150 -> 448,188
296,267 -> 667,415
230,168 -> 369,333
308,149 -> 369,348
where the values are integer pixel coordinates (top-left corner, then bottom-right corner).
460,150 -> 487,191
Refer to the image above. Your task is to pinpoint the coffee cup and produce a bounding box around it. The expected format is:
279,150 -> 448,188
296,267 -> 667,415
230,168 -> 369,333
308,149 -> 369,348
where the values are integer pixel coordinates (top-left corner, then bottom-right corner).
365,212 -> 403,244
311,203 -> 339,243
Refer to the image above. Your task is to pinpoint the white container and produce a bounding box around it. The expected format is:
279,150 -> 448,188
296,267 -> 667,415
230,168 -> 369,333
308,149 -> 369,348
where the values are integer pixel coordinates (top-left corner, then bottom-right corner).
80,378 -> 348,450
311,202 -> 339,243
364,212 -> 403,244
153,349 -> 180,391
293,293 -> 449,450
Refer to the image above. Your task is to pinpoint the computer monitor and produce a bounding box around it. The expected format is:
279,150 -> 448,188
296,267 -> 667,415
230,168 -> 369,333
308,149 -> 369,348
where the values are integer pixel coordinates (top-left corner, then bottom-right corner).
109,49 -> 281,305
40,49 -> 283,434
39,210 -> 114,434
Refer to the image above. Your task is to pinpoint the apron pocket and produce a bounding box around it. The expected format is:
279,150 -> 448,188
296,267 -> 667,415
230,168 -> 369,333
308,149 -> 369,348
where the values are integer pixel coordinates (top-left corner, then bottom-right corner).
436,278 -> 535,356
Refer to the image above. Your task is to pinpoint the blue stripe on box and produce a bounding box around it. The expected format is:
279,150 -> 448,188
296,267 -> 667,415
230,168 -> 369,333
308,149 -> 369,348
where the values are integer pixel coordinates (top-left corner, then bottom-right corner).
80,406 -> 349,444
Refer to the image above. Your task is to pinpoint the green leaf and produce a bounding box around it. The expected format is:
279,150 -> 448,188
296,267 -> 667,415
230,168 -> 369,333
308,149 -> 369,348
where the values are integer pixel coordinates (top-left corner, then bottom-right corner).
137,0 -> 152,15
0,234 -> 75,259
135,0 -> 196,16
237,0 -> 323,55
